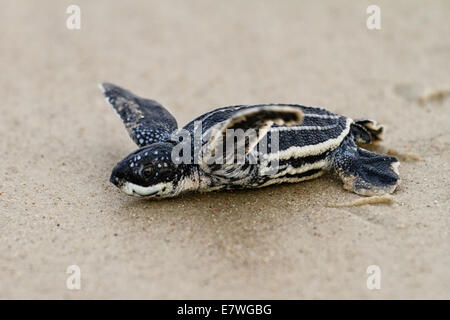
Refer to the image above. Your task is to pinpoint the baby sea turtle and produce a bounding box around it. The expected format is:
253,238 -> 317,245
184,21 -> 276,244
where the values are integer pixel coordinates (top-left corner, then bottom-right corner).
99,83 -> 400,198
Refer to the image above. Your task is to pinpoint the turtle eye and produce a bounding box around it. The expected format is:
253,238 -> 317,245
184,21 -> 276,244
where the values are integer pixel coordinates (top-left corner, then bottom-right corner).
142,166 -> 153,179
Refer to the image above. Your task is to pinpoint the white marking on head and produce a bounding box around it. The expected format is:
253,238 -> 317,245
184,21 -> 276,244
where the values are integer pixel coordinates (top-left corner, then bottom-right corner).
121,181 -> 174,197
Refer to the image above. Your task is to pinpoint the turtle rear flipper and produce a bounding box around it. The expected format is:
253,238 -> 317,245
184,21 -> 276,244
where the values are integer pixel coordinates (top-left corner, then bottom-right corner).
332,137 -> 400,195
99,83 -> 178,147
351,119 -> 383,145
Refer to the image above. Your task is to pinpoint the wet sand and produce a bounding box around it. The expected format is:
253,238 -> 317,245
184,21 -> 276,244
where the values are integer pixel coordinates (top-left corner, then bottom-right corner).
0,0 -> 449,298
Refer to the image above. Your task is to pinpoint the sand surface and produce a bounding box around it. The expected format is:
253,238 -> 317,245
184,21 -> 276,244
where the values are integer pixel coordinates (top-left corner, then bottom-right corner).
0,0 -> 449,299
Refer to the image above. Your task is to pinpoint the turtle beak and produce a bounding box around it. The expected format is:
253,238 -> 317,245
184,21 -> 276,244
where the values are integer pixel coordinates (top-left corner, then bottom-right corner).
110,174 -> 121,186
110,166 -> 126,187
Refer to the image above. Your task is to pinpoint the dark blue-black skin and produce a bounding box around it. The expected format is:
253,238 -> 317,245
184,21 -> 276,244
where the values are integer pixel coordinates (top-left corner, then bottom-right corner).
110,142 -> 180,187
330,135 -> 399,193
102,83 -> 399,196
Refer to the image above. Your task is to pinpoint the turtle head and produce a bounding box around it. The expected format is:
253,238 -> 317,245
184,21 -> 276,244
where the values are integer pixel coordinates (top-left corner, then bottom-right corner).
110,142 -> 188,198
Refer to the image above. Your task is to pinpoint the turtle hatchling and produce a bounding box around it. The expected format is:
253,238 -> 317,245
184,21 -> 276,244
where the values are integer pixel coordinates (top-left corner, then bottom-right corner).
100,83 -> 400,198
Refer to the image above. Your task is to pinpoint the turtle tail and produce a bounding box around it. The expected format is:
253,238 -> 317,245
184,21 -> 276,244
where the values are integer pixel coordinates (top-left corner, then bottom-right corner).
350,119 -> 384,145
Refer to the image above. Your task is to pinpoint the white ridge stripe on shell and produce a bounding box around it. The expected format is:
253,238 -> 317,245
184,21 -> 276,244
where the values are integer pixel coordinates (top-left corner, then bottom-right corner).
303,113 -> 341,119
270,124 -> 338,131
200,105 -> 247,123
197,104 -> 336,124
267,117 -> 353,161
197,105 -> 341,141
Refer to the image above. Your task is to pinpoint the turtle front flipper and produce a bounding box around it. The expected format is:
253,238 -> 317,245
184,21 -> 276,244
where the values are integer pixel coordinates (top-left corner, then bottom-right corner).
200,105 -> 303,177
99,83 -> 178,147
331,136 -> 400,195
